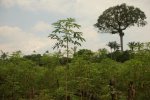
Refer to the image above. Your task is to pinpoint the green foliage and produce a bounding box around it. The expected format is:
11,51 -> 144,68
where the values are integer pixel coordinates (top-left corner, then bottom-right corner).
95,3 -> 147,51
107,41 -> 120,52
34,90 -> 53,100
23,54 -> 42,66
40,54 -> 60,67
49,18 -> 85,50
0,50 -> 8,60
74,49 -> 94,60
112,50 -> 133,62
95,3 -> 147,33
121,58 -> 150,99
0,49 -> 150,100
128,42 -> 137,51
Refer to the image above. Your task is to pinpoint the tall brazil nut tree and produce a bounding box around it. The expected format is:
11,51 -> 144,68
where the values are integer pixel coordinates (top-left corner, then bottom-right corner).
94,3 -> 147,51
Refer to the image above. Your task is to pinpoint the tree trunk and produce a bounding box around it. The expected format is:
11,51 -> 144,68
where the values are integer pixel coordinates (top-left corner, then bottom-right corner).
119,33 -> 124,52
131,47 -> 134,51
66,40 -> 69,66
57,79 -> 59,87
81,93 -> 83,100
66,39 -> 69,100
127,81 -> 135,100
111,49 -> 112,59
65,71 -> 68,100
109,79 -> 117,100
2,94 -> 5,100
31,87 -> 34,99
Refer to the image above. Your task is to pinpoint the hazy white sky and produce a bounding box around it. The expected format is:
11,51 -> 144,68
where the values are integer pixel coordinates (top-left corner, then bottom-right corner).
0,0 -> 150,54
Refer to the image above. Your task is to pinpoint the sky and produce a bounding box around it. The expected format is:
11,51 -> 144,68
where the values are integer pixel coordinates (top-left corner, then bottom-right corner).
0,0 -> 150,54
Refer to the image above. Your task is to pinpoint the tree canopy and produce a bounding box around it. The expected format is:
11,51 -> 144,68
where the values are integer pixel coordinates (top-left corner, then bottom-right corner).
95,3 -> 147,51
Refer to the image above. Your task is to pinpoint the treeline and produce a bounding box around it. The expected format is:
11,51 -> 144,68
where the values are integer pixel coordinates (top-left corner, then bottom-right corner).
0,44 -> 150,100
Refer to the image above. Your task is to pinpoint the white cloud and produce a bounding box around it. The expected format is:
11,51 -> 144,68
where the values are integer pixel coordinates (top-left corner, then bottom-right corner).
0,26 -> 54,54
0,0 -> 74,14
32,21 -> 50,32
125,25 -> 150,42
0,0 -> 15,8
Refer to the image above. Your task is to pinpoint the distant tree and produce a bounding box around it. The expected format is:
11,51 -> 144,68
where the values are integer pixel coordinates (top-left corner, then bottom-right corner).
33,50 -> 36,54
45,50 -> 49,54
136,42 -> 144,51
24,54 -> 41,65
107,42 -> 114,54
128,42 -> 137,51
71,46 -> 77,56
11,50 -> 22,58
115,50 -> 131,62
98,48 -> 108,55
0,50 -> 8,60
75,49 -> 93,60
107,41 -> 120,59
95,3 -> 147,51
98,48 -> 108,58
112,41 -> 120,51
145,42 -> 150,50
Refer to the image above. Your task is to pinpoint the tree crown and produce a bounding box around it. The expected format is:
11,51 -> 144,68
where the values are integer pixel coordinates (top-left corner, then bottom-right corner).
49,18 -> 85,49
95,3 -> 147,34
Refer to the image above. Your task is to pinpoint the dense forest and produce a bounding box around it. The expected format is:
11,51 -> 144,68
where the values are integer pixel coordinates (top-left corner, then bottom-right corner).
0,3 -> 150,100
